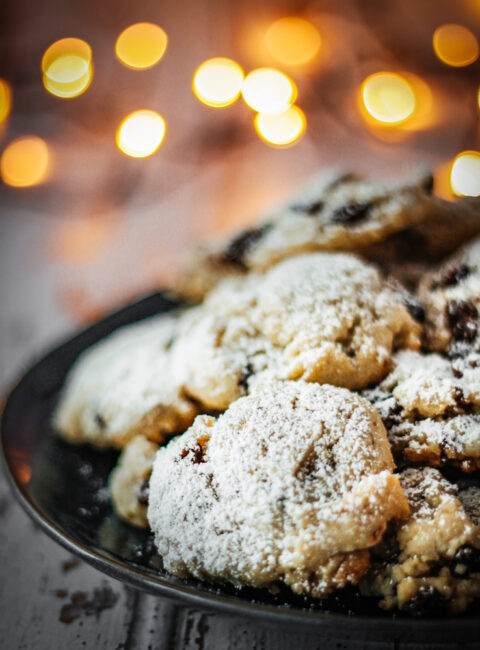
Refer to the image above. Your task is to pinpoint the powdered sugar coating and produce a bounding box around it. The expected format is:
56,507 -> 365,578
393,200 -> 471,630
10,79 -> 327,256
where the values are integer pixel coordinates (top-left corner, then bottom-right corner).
363,350 -> 480,471
109,435 -> 158,528
361,468 -> 480,614
174,168 -> 434,302
148,381 -> 409,597
55,315 -> 198,448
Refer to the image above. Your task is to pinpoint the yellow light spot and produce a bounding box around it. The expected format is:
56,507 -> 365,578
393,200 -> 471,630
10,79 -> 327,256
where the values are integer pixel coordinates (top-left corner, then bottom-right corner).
116,110 -> 166,158
1,136 -> 50,187
116,23 -> 167,70
433,24 -> 479,67
192,58 -> 244,107
450,151 -> 480,197
42,38 -> 92,98
242,68 -> 297,115
265,17 -> 321,66
254,105 -> 306,147
361,72 -> 416,125
0,79 -> 11,123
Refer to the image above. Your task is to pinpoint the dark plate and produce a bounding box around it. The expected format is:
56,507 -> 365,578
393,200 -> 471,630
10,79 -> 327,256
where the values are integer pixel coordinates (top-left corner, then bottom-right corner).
2,291 -> 480,644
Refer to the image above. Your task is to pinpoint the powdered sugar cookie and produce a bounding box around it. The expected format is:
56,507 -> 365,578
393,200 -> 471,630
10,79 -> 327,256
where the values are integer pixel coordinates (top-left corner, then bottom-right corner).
55,314 -> 198,449
361,468 -> 480,614
175,168 -> 434,302
109,435 -> 158,528
173,252 -> 421,409
148,381 -> 409,598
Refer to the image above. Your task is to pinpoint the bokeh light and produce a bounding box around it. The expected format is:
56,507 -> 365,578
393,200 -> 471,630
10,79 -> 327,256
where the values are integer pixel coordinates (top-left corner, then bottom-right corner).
242,68 -> 297,115
192,58 -> 244,107
265,17 -> 321,66
42,38 -> 92,98
1,136 -> 50,187
116,110 -> 166,158
433,24 -> 479,67
116,23 -> 168,70
0,79 -> 11,123
361,72 -> 416,125
450,151 -> 480,196
254,105 -> 306,146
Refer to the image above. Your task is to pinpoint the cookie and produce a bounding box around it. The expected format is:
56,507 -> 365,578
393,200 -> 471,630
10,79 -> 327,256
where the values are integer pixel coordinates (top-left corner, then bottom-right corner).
174,168 -> 434,302
54,315 -> 198,448
361,468 -> 480,614
418,237 -> 480,355
109,435 -> 158,528
148,381 -> 410,598
172,252 -> 422,409
360,196 -> 480,278
363,349 -> 480,471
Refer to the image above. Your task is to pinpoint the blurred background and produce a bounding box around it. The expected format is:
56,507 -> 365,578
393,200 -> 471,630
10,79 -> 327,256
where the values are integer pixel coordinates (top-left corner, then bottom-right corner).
1,0 -> 479,390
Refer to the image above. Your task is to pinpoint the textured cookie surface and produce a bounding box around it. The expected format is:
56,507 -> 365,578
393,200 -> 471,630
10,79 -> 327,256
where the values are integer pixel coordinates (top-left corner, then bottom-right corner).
175,168 -> 434,301
55,314 -> 198,448
173,252 -> 422,409
419,237 -> 480,356
109,435 -> 158,528
363,350 -> 480,471
148,381 -> 409,598
361,468 -> 480,614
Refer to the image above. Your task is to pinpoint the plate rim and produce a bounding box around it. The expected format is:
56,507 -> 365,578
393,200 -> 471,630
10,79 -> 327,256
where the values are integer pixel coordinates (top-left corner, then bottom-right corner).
2,291 -> 480,640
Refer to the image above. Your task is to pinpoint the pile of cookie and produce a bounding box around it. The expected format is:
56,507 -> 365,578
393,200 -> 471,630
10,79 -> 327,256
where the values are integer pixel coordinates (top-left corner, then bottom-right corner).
54,168 -> 480,615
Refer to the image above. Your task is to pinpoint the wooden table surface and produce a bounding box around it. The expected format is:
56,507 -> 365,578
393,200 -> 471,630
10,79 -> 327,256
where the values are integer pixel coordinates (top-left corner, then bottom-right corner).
1,0 -> 480,646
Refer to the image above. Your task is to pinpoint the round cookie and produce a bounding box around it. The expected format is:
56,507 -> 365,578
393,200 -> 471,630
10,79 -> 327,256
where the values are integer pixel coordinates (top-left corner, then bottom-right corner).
174,168 -> 435,302
363,349 -> 480,471
109,435 -> 158,528
148,381 -> 410,598
173,252 -> 422,410
55,314 -> 198,449
418,237 -> 480,356
361,468 -> 480,614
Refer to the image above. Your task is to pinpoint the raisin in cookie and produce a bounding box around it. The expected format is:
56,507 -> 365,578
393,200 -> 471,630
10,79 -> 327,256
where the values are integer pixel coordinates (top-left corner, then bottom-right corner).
361,468 -> 480,614
148,381 -> 410,598
109,435 -> 158,528
363,350 -> 480,471
175,168 -> 434,302
55,315 -> 198,449
419,237 -> 480,355
172,252 -> 421,409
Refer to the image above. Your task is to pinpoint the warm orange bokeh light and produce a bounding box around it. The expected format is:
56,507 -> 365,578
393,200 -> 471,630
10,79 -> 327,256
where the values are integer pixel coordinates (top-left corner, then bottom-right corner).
1,136 -> 50,187
116,23 -> 168,70
450,151 -> 480,197
265,17 -> 321,66
254,105 -> 306,146
433,24 -> 479,67
242,68 -> 297,115
192,58 -> 244,107
0,79 -> 11,123
116,110 -> 166,158
42,38 -> 92,98
361,72 -> 416,125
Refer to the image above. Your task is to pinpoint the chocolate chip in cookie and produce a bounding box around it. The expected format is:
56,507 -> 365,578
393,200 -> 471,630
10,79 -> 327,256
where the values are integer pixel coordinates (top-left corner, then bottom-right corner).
331,201 -> 373,225
432,263 -> 471,290
222,224 -> 273,269
446,300 -> 478,342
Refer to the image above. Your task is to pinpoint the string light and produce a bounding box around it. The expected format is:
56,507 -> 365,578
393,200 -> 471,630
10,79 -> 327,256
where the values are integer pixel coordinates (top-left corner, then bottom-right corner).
116,23 -> 168,69
192,58 -> 244,107
450,151 -> 480,196
116,110 -> 166,158
1,136 -> 50,187
0,79 -> 11,123
433,24 -> 479,67
265,17 -> 321,66
42,38 -> 92,98
254,105 -> 306,146
361,72 -> 416,125
242,68 -> 297,115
